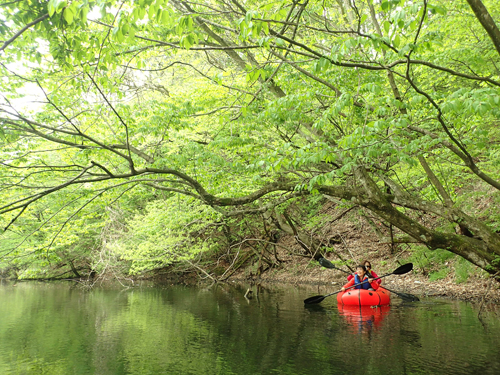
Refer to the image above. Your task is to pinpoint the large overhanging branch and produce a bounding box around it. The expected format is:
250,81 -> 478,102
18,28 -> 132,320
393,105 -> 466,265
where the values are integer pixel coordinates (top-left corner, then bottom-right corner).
466,0 -> 500,57
0,156 -> 299,221
1,164 -> 94,230
92,2 -> 500,90
318,173 -> 499,272
380,175 -> 500,251
2,151 -> 499,273
0,13 -> 49,52
0,115 -> 133,161
213,191 -> 305,216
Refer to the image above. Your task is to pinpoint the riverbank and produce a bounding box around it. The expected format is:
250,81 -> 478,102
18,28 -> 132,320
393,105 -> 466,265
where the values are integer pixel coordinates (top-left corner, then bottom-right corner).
231,261 -> 500,304
224,205 -> 500,304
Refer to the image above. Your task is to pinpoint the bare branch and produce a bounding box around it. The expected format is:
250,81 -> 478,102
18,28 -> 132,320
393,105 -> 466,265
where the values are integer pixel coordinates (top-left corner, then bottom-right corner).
0,13 -> 49,52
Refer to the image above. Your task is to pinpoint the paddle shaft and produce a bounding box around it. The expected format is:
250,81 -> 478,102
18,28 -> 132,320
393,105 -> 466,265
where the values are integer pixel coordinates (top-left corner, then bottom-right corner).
319,257 -> 381,278
305,274 -> 386,304
304,262 -> 413,304
318,257 -> 418,302
322,277 -> 375,298
378,286 -> 420,302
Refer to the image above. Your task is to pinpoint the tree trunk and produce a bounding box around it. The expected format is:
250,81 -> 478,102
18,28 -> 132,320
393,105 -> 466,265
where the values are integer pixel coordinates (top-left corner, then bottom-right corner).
466,0 -> 500,57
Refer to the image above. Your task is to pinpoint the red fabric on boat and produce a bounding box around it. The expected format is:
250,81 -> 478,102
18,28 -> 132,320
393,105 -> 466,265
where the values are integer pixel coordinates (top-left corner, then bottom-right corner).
336,288 -> 391,306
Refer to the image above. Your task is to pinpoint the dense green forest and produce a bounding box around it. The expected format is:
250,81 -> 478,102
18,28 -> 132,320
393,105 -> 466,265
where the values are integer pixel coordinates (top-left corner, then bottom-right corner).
0,0 -> 499,281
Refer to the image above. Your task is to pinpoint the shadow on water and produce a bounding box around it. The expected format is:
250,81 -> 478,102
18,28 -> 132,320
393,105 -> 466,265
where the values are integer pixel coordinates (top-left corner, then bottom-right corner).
303,303 -> 328,313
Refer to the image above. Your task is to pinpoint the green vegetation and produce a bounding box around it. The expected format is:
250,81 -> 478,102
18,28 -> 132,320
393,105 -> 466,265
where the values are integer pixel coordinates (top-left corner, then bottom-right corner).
0,0 -> 500,281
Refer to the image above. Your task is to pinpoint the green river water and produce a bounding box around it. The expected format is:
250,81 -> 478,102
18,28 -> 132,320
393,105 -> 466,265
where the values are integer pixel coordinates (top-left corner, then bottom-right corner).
0,281 -> 499,375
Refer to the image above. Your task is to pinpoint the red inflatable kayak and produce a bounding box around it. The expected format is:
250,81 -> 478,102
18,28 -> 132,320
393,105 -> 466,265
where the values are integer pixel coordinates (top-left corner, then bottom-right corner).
337,288 -> 391,306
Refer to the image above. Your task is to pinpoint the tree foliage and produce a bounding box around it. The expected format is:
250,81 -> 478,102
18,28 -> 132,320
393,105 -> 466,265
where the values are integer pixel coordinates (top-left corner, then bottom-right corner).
1,0 -> 500,278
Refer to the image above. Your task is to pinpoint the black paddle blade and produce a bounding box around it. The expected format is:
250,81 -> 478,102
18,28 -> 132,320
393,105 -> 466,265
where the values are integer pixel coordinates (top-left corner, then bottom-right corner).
399,292 -> 420,302
304,295 -> 326,304
318,258 -> 351,274
304,263 -> 413,305
318,258 -> 335,269
380,287 -> 419,302
392,263 -> 413,275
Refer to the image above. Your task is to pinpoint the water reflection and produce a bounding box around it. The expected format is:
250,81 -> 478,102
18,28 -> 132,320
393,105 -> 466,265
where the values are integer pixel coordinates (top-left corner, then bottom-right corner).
337,304 -> 390,335
0,282 -> 499,375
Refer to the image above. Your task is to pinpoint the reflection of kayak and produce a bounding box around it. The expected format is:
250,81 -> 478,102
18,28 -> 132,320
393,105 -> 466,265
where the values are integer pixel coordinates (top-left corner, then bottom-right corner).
338,304 -> 391,318
338,304 -> 390,333
337,288 -> 390,306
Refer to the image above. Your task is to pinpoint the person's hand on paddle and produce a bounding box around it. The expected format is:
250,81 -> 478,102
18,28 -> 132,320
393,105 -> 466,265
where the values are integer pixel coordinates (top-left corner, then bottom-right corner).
304,263 -> 414,305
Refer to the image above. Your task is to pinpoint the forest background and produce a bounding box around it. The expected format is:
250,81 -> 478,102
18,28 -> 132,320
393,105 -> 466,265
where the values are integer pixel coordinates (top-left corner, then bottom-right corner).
1,0 -> 500,298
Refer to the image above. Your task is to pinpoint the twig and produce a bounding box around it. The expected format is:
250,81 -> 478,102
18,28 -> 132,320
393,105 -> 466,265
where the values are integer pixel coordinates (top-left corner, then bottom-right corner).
0,13 -> 49,52
478,271 -> 500,319
185,259 -> 216,282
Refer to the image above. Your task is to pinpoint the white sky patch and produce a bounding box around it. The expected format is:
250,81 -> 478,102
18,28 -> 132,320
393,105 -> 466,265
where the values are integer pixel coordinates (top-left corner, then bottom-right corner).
1,36 -> 51,114
1,63 -> 46,114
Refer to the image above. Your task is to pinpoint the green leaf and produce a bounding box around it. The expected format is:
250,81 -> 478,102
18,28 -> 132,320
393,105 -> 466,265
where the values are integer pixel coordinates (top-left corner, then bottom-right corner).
138,7 -> 146,19
121,22 -> 130,35
384,20 -> 390,34
275,38 -> 284,46
48,0 -> 56,17
63,7 -> 74,24
148,5 -> 157,20
245,10 -> 253,23
161,9 -> 171,25
80,6 -> 89,23
435,6 -> 447,16
393,34 -> 400,47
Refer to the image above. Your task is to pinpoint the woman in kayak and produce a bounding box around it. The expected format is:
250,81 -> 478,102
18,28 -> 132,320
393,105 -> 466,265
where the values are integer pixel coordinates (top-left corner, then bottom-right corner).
363,260 -> 382,285
341,265 -> 379,292
347,260 -> 382,285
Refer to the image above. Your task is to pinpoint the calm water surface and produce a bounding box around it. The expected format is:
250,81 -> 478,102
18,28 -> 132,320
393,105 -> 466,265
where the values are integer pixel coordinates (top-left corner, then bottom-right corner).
0,281 -> 499,375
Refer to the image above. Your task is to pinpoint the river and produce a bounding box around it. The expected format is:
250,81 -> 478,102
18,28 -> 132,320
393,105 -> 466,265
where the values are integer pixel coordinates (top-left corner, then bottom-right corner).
0,281 -> 499,374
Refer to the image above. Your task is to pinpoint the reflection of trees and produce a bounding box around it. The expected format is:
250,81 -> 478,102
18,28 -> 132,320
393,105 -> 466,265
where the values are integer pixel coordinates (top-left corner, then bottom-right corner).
2,284 -> 500,374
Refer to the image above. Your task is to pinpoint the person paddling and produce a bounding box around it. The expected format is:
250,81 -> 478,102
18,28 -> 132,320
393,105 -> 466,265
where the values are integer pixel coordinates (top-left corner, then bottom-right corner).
341,265 -> 379,292
347,260 -> 382,285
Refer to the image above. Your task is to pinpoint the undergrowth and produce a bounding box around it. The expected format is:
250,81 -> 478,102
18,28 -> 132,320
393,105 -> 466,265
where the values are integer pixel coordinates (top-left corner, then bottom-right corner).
407,244 -> 482,283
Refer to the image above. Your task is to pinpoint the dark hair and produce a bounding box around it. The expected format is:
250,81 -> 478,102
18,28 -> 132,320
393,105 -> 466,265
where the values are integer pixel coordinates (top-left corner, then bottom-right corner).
356,265 -> 367,272
363,260 -> 372,267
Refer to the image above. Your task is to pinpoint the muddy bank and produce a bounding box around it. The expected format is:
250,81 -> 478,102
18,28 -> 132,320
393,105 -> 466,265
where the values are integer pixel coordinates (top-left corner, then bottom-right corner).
152,254 -> 500,303
223,207 -> 500,304
229,256 -> 500,304
161,203 -> 500,303
244,271 -> 500,304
